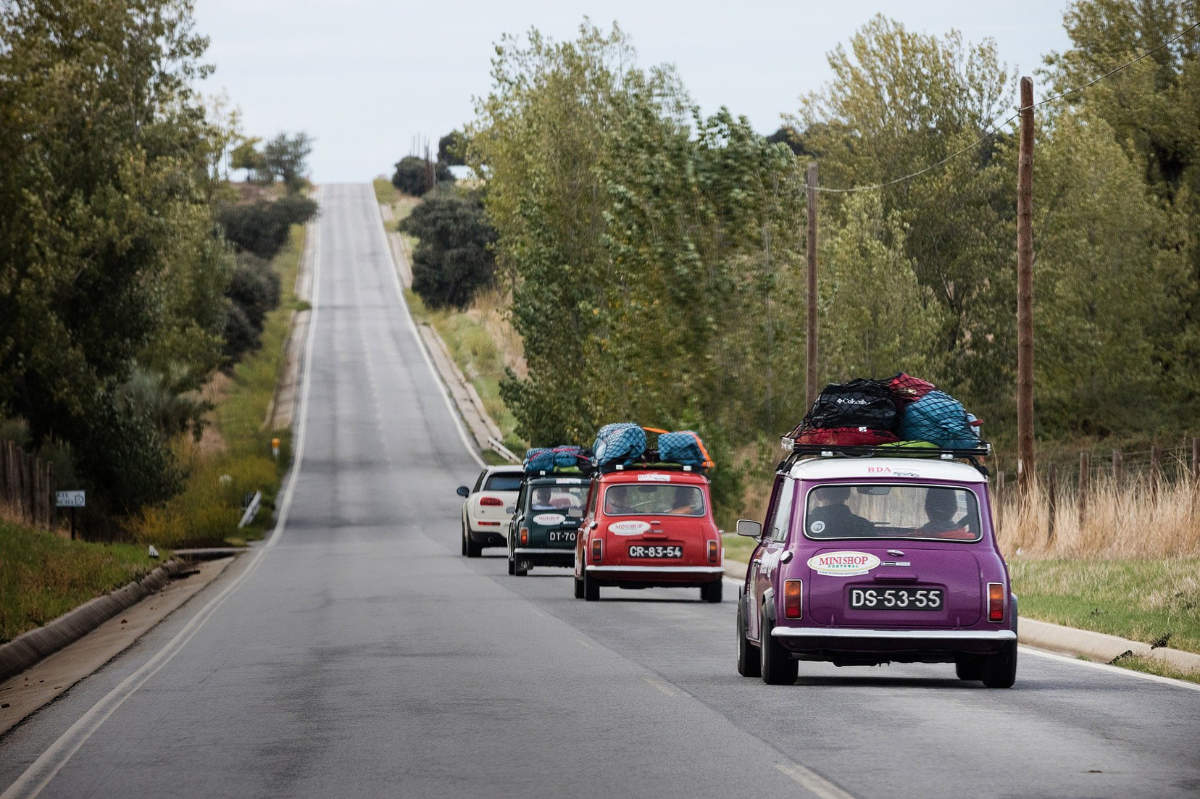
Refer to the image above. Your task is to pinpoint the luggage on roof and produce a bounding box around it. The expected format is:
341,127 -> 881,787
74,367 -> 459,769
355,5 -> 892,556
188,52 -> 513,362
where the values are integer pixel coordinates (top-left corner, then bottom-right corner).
897,390 -> 981,450
657,430 -> 714,469
592,423 -> 646,467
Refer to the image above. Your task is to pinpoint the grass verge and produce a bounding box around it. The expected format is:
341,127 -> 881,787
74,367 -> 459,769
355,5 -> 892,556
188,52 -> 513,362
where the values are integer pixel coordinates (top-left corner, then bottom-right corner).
1009,557 -> 1200,654
129,225 -> 305,548
0,520 -> 160,643
404,288 -> 524,453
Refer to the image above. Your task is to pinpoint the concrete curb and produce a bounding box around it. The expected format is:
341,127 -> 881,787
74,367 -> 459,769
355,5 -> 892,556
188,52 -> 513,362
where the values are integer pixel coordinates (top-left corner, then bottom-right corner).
721,556 -> 1198,673
0,560 -> 188,683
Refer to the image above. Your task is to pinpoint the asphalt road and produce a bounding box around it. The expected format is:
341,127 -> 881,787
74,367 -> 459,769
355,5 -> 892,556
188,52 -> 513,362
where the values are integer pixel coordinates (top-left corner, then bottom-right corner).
2,183 -> 1198,799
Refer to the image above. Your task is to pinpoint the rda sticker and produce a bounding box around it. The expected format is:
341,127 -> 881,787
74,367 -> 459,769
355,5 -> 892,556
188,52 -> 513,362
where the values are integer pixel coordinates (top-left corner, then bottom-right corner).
806,550 -> 882,577
637,473 -> 671,482
532,513 -> 565,526
608,520 -> 651,536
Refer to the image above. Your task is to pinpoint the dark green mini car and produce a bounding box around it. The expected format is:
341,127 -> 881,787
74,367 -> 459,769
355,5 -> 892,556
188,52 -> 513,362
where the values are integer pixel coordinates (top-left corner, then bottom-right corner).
507,475 -> 589,576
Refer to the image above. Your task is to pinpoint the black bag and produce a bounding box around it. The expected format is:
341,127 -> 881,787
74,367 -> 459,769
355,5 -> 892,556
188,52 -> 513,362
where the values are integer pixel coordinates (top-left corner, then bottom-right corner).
798,379 -> 899,433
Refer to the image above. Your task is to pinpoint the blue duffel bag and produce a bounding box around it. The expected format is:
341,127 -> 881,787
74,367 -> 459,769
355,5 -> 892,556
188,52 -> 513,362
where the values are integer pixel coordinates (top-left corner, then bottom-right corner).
657,431 -> 714,469
593,423 -> 646,467
523,447 -> 556,473
897,390 -> 980,449
552,445 -> 583,467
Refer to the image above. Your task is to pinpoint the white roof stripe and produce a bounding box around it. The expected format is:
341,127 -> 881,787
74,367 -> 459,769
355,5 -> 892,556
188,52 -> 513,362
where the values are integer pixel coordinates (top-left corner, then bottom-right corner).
788,457 -> 987,483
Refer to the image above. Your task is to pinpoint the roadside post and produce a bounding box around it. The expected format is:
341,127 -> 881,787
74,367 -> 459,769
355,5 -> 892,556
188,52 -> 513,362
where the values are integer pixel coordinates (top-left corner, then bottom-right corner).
55,490 -> 85,540
271,437 -> 280,460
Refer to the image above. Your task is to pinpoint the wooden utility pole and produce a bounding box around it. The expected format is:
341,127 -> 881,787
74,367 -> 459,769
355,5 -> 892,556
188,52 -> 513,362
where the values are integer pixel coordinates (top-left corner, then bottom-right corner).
1016,76 -> 1036,499
1078,450 -> 1090,530
805,162 -> 819,409
1046,463 -> 1057,544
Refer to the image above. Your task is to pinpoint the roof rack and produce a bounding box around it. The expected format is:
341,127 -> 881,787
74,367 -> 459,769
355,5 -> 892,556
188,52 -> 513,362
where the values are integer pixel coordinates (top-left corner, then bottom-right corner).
779,437 -> 991,476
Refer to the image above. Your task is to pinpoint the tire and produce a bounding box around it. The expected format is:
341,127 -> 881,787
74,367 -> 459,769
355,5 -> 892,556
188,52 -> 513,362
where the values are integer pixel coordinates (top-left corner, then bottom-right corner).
465,531 -> 482,558
514,559 -> 528,577
574,573 -> 584,599
955,654 -> 984,681
701,581 -> 723,603
736,599 -> 761,678
461,520 -> 468,556
507,555 -> 515,575
759,607 -> 798,685
981,641 -> 1017,688
583,568 -> 599,602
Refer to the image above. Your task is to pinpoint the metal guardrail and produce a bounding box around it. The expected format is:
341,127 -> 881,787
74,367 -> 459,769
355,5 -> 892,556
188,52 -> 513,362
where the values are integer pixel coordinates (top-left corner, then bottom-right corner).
487,437 -> 521,464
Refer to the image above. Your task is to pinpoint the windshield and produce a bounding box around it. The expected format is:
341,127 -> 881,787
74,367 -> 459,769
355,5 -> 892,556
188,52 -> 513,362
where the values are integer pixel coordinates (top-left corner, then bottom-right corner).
527,483 -> 588,516
484,473 -> 523,492
603,484 -> 706,517
804,484 -> 981,541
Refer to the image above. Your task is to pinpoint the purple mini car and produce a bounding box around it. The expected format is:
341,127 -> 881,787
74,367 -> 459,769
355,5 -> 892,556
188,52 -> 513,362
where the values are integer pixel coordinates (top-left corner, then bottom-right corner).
736,444 -> 1017,687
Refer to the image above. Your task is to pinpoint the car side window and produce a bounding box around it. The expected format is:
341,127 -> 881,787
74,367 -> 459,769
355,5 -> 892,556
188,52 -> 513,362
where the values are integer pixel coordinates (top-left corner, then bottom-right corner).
472,470 -> 487,493
770,479 -> 794,543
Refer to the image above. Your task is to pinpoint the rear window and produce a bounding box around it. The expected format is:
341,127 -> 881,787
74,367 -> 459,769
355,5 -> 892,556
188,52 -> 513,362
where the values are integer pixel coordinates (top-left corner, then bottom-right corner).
527,482 -> 588,516
603,484 -> 706,516
483,473 -> 524,492
804,484 -> 981,542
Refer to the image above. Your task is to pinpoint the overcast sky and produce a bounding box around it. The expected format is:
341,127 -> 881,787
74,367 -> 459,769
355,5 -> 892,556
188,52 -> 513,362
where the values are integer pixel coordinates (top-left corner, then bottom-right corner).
194,0 -> 1074,183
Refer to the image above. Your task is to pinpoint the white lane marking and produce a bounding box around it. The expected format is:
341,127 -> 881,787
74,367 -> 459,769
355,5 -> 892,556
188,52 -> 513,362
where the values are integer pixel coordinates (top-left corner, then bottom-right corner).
371,190 -> 484,468
1019,645 -> 1200,692
776,763 -> 857,799
1,191 -> 328,799
642,675 -> 678,697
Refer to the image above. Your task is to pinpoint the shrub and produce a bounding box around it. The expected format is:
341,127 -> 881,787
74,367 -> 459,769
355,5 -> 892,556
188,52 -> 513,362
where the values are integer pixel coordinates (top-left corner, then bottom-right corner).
227,255 -> 281,332
218,196 -> 317,260
391,156 -> 453,197
223,302 -> 259,361
399,189 -> 496,308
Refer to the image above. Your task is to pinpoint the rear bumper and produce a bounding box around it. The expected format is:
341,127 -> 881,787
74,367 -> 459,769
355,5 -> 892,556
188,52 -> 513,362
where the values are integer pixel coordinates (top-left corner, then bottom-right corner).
513,547 -> 574,567
585,564 -> 724,587
468,529 -> 507,547
771,626 -> 1015,658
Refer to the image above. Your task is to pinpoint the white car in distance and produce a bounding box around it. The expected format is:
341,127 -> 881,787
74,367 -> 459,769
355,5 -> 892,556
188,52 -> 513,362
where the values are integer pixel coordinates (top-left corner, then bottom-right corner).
457,466 -> 524,557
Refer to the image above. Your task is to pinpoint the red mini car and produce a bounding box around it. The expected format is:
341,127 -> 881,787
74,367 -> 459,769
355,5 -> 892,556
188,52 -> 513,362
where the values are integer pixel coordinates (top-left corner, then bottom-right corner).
573,465 -> 724,602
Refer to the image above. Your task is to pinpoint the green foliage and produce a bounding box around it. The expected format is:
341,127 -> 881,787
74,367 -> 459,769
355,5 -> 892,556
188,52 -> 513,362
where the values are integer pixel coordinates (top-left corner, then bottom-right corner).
0,0 -> 228,516
231,137 -> 267,182
400,189 -> 497,309
439,130 -> 468,165
262,132 -> 314,194
218,196 -> 318,260
391,155 -> 451,196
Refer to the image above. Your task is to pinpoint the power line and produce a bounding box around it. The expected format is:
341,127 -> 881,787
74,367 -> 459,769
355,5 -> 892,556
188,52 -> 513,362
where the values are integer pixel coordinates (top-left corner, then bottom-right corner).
812,18 -> 1200,194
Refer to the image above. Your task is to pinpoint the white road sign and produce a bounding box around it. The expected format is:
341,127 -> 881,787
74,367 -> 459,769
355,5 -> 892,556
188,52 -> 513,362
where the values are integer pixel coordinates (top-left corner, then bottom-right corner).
56,490 -> 86,508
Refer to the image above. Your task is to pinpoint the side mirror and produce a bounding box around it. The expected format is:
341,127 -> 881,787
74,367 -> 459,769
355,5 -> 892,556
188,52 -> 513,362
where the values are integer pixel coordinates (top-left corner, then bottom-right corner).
589,520 -> 599,530
456,486 -> 470,498
735,519 -> 762,538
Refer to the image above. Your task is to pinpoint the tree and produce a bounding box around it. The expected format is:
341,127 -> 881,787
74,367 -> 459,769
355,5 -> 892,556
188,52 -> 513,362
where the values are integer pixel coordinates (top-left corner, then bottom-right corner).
400,189 -> 497,309
0,0 -> 222,513
262,131 -> 313,194
218,195 -> 318,260
392,155 -> 450,196
231,137 -> 267,182
439,130 -> 468,165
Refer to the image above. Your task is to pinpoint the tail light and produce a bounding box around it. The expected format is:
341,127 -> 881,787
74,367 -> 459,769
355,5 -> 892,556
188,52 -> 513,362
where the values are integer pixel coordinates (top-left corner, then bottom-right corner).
784,579 -> 803,619
480,496 -> 504,507
707,540 -> 719,564
519,528 -> 529,545
591,537 -> 603,564
987,582 -> 1005,622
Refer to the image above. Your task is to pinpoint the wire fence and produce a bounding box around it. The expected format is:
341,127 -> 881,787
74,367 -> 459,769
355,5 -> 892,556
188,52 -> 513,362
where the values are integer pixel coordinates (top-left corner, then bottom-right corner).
0,440 -> 56,531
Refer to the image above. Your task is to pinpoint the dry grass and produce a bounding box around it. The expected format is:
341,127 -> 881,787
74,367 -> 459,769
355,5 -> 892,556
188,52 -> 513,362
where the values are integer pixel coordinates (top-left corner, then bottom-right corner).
995,473 -> 1199,559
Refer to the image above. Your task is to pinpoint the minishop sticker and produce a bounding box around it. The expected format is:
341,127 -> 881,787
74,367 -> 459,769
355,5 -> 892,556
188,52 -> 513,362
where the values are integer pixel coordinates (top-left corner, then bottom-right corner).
608,520 -> 651,535
806,550 -> 882,577
533,513 -> 566,526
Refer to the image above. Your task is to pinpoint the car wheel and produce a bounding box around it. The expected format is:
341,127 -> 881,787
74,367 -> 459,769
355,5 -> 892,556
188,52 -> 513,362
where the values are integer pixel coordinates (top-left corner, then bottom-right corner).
574,573 -> 584,599
955,654 -> 984,681
700,580 -> 723,603
465,527 -> 482,558
981,641 -> 1017,688
507,555 -> 515,575
759,607 -> 797,685
736,599 -> 761,678
514,559 -> 528,576
583,568 -> 599,602
461,520 -> 468,557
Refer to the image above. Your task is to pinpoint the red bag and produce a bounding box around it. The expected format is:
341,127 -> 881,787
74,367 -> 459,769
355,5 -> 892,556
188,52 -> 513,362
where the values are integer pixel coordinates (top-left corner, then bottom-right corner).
889,373 -> 935,405
794,427 -> 899,446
